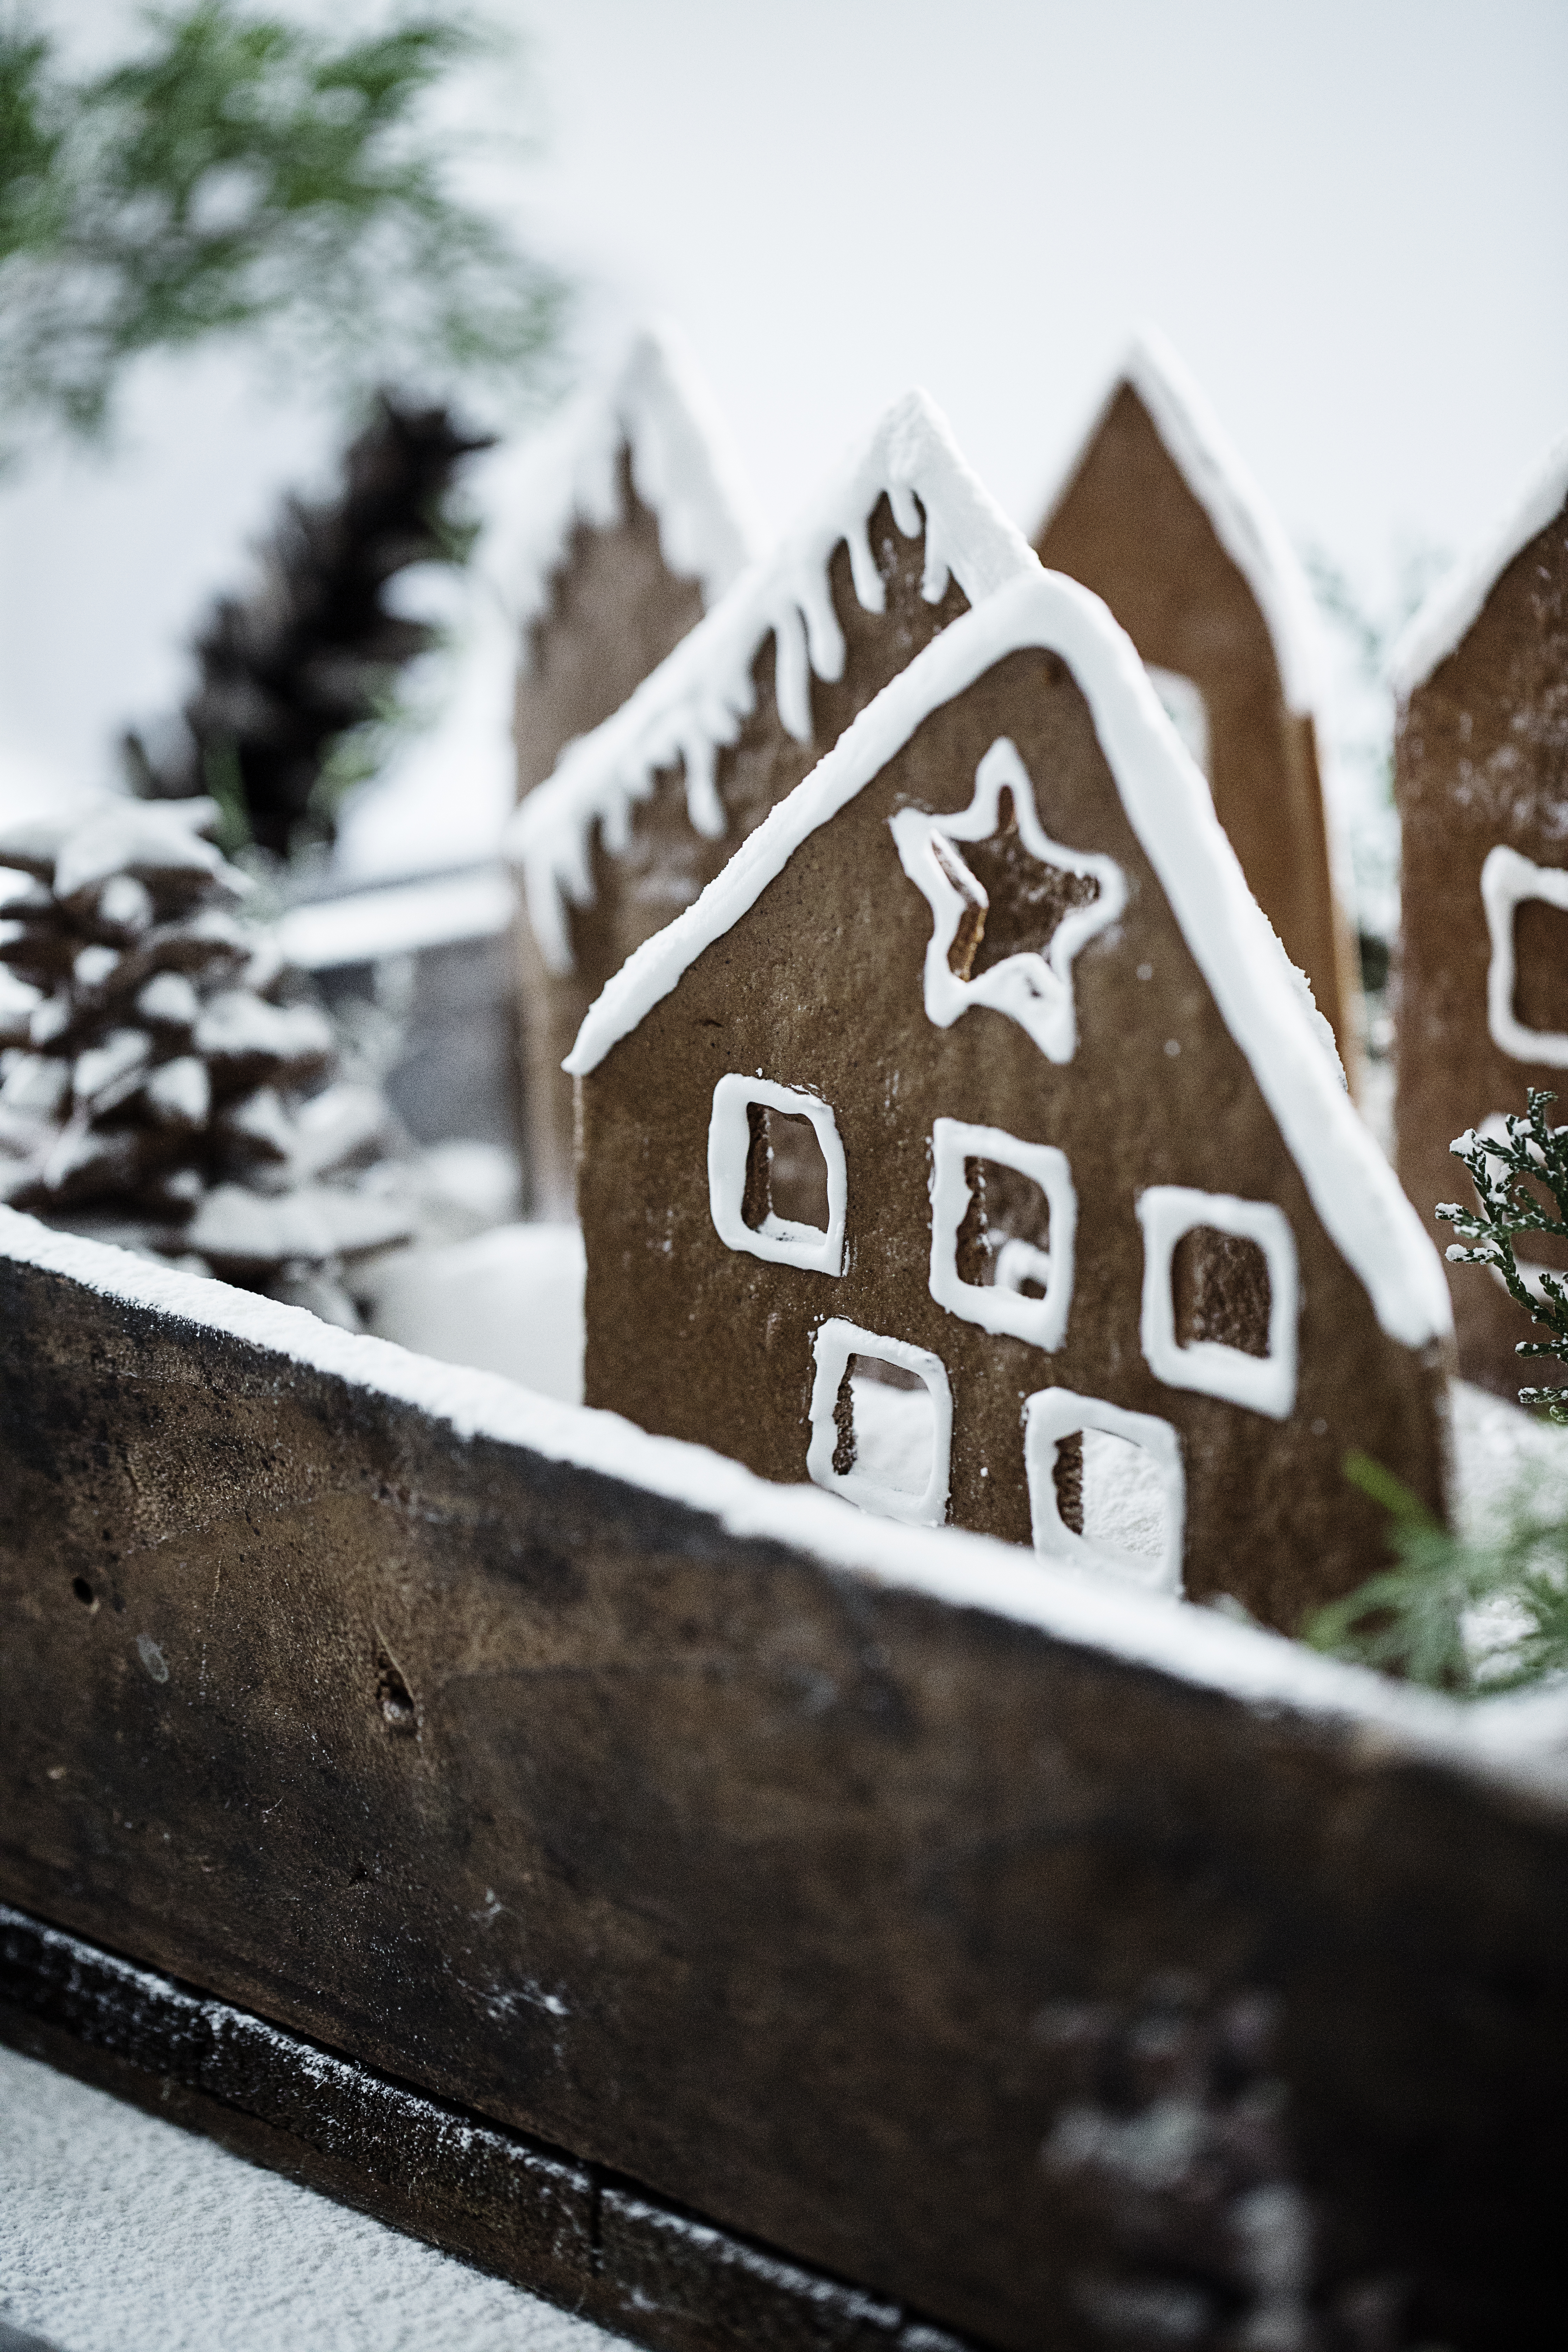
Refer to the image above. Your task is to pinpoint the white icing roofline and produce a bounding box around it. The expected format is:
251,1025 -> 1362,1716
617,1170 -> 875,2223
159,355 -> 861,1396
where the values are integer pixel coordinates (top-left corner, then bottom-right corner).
1036,327 -> 1327,720
565,569 -> 1450,1356
482,320 -> 767,655
1387,426 -> 1568,699
505,388 -> 1041,974
1,1205 -> 1556,1792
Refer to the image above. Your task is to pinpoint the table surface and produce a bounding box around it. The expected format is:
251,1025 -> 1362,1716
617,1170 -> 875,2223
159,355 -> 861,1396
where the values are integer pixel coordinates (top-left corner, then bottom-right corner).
0,2046 -> 633,2352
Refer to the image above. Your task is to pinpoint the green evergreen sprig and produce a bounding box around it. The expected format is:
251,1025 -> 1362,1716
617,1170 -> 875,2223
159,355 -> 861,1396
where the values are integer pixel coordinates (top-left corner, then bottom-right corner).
0,1 -> 564,459
1305,1454 -> 1568,1696
1437,1088 -> 1568,1421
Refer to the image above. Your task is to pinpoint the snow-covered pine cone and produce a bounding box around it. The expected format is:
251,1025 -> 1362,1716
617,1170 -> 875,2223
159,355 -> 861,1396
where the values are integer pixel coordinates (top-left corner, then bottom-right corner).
0,798 -> 414,1325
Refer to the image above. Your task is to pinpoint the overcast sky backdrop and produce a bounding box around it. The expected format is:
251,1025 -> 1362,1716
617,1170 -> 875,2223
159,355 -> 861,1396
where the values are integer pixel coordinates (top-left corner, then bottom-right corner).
3,0 -> 1565,825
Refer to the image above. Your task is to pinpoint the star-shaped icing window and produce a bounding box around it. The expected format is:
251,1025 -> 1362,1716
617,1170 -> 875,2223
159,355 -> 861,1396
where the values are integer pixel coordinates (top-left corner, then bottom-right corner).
889,737 -> 1126,1062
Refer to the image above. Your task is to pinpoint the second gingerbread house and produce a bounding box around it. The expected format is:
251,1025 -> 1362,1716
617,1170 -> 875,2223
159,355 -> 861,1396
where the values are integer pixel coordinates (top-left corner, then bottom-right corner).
1035,331 -> 1362,1077
567,574 -> 1451,1634
508,391 -> 1040,1211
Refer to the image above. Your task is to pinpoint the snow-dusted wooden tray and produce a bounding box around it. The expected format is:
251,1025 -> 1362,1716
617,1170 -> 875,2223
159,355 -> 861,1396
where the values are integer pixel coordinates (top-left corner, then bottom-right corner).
1,1206 -> 1564,2350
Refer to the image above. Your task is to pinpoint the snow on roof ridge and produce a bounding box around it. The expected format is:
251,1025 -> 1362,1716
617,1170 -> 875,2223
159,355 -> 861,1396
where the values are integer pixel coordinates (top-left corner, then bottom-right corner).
505,386 -> 1040,973
2,1201 -> 1545,1777
1387,425 -> 1568,699
1038,326 -> 1326,718
565,569 -> 1450,1358
484,320 -> 767,655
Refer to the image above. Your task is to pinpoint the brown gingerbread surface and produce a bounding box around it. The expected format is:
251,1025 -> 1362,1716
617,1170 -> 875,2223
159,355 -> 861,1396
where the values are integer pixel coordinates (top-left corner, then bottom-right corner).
1037,376 -> 1362,1074
1395,488 -> 1568,1395
513,451 -> 712,1212
578,622 -> 1449,1634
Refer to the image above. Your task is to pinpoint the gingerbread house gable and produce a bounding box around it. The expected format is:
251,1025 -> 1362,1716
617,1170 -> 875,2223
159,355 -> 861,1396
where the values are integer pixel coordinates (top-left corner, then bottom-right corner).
1033,330 -> 1361,1071
508,389 -> 1039,1211
497,322 -> 765,799
1390,428 -> 1568,1393
571,572 -> 1450,1633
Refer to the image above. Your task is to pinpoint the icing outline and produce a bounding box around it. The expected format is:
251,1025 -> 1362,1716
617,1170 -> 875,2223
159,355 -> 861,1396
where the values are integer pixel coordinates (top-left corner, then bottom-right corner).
927,1116 -> 1075,1351
1137,1186 -> 1299,1420
806,1318 -> 952,1528
707,1074 -> 846,1276
889,737 -> 1126,1064
1481,844 -> 1568,1069
1023,1386 -> 1185,1597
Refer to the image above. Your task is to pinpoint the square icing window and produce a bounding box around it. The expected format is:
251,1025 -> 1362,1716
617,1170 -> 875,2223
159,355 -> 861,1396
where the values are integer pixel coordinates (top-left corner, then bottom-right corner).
927,1118 -> 1074,1351
1137,1187 -> 1298,1420
1482,845 -> 1568,1067
806,1318 -> 952,1528
708,1074 -> 846,1275
1023,1386 -> 1184,1596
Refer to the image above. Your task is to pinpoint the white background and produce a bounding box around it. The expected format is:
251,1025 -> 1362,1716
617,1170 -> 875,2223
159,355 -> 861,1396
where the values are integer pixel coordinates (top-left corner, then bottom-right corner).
2,0 -> 1564,813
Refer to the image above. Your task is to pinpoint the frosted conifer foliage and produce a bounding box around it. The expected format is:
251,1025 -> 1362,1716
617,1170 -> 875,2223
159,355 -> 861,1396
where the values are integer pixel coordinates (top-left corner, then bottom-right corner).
0,800 -> 412,1325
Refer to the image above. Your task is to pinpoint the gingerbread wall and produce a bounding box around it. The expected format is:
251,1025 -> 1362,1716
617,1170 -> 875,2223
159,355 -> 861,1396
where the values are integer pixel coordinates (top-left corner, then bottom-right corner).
1395,490 -> 1568,1395
1036,382 -> 1362,1074
579,647 -> 1448,1635
513,451 -> 710,1212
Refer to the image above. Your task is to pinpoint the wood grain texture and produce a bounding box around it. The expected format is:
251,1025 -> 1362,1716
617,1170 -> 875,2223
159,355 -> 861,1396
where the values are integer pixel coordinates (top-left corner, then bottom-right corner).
1,1247 -> 1564,2346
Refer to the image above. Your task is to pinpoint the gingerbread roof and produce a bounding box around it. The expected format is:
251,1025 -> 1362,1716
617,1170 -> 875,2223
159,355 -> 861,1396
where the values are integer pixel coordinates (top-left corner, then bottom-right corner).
1037,329 -> 1327,720
567,570 -> 1448,1354
1388,427 -> 1568,699
481,322 -> 766,663
507,390 -> 1039,973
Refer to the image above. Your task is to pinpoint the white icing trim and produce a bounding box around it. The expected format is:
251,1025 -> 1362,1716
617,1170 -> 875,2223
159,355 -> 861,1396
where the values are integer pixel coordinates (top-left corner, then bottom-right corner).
889,737 -> 1126,1063
927,1116 -> 1074,1351
486,321 -> 765,663
508,388 -> 1039,973
1481,844 -> 1568,1068
1136,1187 -> 1300,1420
2,1205 -> 1563,1775
1036,328 -> 1326,718
806,1317 -> 952,1528
707,1074 -> 846,1276
564,570 -> 1450,1352
1023,1386 -> 1185,1597
1388,426 -> 1568,698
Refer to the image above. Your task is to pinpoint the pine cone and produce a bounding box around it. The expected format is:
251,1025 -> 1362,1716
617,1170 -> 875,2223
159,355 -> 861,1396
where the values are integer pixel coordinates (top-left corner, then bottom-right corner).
0,799 -> 414,1324
128,396 -> 494,859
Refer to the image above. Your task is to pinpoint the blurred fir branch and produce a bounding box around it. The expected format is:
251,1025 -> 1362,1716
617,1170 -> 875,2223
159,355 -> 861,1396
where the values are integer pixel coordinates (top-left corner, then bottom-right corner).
1438,1087 -> 1568,1422
1305,1452 -> 1568,1696
124,392 -> 491,861
0,1 -> 565,462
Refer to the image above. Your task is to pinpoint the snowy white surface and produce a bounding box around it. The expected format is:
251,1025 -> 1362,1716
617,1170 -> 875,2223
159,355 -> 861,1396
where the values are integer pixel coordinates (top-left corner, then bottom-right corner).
562,568 -> 1443,1355
0,2044 -> 629,2352
363,1223 -> 584,1401
275,868 -> 515,972
1038,328 -> 1329,720
5,1204 -> 1568,1790
1388,424 -> 1568,698
507,386 -> 1039,973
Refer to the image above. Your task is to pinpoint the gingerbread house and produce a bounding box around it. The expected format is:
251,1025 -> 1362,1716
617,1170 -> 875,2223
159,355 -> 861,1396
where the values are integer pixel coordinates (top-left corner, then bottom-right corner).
508,390 -> 1040,1212
568,571 -> 1451,1633
1391,429 -> 1568,1395
498,325 -> 765,1209
1034,331 -> 1363,1076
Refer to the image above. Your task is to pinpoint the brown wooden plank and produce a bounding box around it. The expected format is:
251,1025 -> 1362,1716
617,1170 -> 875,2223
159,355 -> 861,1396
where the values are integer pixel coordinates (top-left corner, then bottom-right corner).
2,1231 -> 1566,2346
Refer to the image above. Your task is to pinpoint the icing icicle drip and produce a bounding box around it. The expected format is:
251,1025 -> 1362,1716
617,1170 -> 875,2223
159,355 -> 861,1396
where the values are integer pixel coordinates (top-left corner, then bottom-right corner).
506,387 -> 1038,974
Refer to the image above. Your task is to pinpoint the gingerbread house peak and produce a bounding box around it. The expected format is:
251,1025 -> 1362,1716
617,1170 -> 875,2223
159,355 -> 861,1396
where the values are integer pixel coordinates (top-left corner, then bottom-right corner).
566,569 -> 1448,1354
485,321 -> 766,663
507,388 -> 1039,973
1038,327 -> 1326,719
1387,426 -> 1568,700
